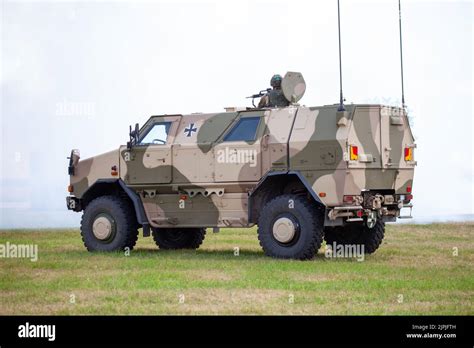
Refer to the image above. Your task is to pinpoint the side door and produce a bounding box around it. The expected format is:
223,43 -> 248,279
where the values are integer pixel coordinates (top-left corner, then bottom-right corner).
261,107 -> 298,173
172,112 -> 239,183
121,115 -> 181,184
214,111 -> 265,182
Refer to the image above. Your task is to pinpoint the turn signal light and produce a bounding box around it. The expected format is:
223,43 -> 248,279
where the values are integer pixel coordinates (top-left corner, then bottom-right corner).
111,165 -> 118,176
404,147 -> 413,161
67,185 -> 74,193
350,146 -> 358,160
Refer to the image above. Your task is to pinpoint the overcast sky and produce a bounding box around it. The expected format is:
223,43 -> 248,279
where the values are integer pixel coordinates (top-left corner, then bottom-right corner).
1,0 -> 472,228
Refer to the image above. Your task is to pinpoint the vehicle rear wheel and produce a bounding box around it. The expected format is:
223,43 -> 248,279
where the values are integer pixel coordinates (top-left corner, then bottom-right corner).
324,219 -> 385,254
80,195 -> 139,252
152,228 -> 206,250
257,194 -> 324,260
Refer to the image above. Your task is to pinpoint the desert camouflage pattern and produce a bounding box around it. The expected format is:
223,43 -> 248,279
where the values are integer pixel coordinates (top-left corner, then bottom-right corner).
68,91 -> 416,229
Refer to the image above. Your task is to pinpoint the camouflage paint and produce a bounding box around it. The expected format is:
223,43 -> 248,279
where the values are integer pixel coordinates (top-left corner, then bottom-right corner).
68,103 -> 416,228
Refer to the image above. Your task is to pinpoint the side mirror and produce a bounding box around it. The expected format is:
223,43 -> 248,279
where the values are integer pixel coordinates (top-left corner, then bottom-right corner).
128,123 -> 140,149
134,123 -> 139,143
68,149 -> 80,175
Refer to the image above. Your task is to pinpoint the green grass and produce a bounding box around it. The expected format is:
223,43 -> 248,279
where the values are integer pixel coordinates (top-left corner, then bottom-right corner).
0,223 -> 473,315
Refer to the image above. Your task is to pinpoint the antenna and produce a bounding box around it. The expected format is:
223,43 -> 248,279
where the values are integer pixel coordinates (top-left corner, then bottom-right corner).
337,0 -> 345,111
398,0 -> 406,109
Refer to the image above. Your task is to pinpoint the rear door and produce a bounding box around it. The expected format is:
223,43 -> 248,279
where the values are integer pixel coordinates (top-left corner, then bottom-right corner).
214,111 -> 265,182
347,106 -> 382,169
380,106 -> 415,169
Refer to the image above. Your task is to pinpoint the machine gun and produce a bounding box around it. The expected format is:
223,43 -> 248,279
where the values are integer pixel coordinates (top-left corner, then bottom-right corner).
246,88 -> 271,108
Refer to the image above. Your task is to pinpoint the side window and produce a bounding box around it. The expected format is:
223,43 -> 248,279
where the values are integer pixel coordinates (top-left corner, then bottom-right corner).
224,117 -> 260,142
139,122 -> 172,145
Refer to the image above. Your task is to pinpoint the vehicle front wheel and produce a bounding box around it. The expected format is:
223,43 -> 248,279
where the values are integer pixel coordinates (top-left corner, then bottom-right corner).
152,228 -> 206,250
80,195 -> 139,252
257,195 -> 324,260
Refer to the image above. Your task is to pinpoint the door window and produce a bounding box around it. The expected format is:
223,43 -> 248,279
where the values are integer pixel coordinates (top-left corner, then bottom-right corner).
223,117 -> 260,142
139,122 -> 172,145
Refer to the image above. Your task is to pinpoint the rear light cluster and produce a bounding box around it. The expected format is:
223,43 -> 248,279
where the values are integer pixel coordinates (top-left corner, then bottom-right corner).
350,145 -> 414,162
343,195 -> 362,204
344,195 -> 355,203
350,145 -> 358,160
397,194 -> 413,202
404,186 -> 413,201
404,147 -> 413,161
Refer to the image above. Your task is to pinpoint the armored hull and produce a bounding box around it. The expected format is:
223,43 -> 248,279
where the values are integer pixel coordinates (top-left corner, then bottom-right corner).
67,102 -> 416,259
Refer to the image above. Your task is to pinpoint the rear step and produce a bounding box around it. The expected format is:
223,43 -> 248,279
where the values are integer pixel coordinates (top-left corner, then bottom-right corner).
398,203 -> 413,219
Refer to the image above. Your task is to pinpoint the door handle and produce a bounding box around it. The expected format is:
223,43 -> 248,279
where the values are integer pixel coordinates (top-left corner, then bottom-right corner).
262,134 -> 270,149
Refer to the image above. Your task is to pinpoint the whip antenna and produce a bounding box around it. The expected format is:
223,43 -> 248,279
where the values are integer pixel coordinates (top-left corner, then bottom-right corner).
398,0 -> 406,108
337,0 -> 345,111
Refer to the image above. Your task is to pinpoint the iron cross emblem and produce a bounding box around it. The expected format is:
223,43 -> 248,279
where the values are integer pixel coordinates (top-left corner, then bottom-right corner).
184,123 -> 198,137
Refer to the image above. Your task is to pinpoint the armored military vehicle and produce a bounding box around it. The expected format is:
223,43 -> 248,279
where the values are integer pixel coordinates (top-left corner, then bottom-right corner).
66,72 -> 416,259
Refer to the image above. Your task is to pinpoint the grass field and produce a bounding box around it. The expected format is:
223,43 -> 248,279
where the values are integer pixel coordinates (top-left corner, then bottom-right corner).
0,223 -> 472,315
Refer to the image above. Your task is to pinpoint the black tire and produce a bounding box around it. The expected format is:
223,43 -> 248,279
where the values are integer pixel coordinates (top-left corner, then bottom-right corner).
324,226 -> 353,246
152,228 -> 206,250
80,195 -> 139,252
324,219 -> 385,254
257,194 -> 324,260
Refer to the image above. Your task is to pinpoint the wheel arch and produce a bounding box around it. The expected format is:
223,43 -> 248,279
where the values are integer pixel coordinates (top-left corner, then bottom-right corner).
81,179 -> 150,236
248,171 -> 325,224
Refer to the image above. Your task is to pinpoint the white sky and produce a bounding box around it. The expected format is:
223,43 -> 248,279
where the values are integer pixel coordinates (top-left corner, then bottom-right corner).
1,0 -> 473,227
